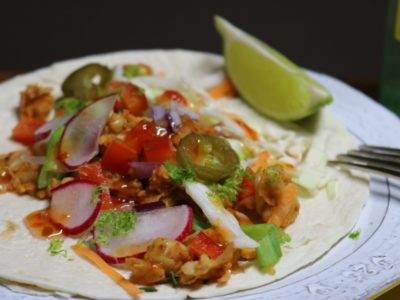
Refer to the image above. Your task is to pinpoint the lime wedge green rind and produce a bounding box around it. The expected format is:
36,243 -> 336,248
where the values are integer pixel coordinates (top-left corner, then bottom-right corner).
215,16 -> 333,122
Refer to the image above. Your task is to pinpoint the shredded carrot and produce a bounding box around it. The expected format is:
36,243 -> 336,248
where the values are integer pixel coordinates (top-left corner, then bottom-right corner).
268,183 -> 298,227
208,78 -> 236,99
71,244 -> 141,298
158,71 -> 167,77
251,151 -> 270,172
233,118 -> 259,140
281,183 -> 298,205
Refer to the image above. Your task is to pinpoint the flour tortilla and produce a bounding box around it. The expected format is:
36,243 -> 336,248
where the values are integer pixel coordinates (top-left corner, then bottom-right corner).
0,50 -> 369,299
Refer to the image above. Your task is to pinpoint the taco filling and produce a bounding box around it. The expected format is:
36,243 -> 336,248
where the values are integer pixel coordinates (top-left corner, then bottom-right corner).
0,50 -> 368,299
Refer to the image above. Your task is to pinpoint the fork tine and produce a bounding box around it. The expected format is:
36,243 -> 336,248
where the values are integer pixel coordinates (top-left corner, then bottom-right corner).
359,145 -> 400,157
341,151 -> 400,167
328,160 -> 400,180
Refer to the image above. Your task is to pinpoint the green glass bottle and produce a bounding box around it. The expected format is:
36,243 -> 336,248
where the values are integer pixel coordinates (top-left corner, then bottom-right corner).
380,0 -> 400,115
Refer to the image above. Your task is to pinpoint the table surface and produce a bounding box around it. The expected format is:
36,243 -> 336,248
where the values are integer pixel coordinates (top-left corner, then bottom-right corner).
0,71 -> 397,300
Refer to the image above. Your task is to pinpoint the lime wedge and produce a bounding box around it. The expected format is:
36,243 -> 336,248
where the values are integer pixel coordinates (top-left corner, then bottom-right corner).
215,16 -> 333,121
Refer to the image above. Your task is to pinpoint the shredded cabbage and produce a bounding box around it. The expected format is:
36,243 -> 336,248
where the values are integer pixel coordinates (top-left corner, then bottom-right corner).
326,179 -> 337,200
184,182 -> 258,248
304,147 -> 328,167
227,139 -> 248,161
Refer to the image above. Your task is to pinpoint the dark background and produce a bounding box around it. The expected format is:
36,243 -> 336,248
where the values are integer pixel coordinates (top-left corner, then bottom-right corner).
1,2 -> 400,299
0,0 -> 388,98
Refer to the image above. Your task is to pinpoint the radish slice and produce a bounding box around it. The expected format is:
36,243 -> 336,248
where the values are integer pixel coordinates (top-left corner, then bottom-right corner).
60,94 -> 117,169
95,205 -> 193,263
49,179 -> 101,235
184,182 -> 259,249
34,115 -> 73,141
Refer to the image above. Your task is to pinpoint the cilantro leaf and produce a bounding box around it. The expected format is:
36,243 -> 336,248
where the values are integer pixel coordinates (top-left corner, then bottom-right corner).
349,229 -> 361,240
169,271 -> 179,287
208,167 -> 249,203
54,97 -> 85,115
48,239 -> 67,257
94,210 -> 137,245
164,161 -> 196,185
140,286 -> 157,292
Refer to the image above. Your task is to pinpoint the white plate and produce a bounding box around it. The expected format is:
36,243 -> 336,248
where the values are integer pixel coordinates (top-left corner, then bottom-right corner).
0,67 -> 399,300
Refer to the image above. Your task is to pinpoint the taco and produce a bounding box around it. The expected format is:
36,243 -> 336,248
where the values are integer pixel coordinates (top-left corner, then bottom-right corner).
0,50 -> 368,299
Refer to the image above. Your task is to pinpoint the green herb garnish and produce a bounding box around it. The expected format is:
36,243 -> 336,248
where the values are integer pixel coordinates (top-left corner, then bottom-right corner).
37,125 -> 65,189
91,184 -> 107,204
164,161 -> 196,185
123,65 -> 149,78
94,210 -> 137,245
208,167 -> 250,203
47,239 -> 67,257
169,271 -> 179,287
94,86 -> 122,98
349,229 -> 361,240
264,166 -> 280,186
242,224 -> 290,271
140,286 -> 158,292
192,210 -> 211,232
54,97 -> 85,115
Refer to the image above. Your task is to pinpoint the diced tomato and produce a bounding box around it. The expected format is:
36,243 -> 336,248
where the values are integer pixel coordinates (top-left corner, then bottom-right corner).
102,81 -> 148,116
155,90 -> 188,106
101,194 -> 121,211
237,168 -> 255,201
12,117 -> 45,145
101,140 -> 138,174
100,193 -> 113,211
125,120 -> 156,151
124,120 -> 175,163
77,162 -> 107,184
143,135 -> 175,162
188,231 -> 224,259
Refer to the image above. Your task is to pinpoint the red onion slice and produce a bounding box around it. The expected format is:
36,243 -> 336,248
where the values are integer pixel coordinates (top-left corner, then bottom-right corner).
166,103 -> 182,133
129,161 -> 162,179
150,105 -> 168,128
34,115 -> 74,141
133,201 -> 166,212
60,95 -> 117,169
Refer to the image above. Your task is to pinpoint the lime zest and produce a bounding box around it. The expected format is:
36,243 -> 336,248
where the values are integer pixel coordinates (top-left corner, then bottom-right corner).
208,167 -> 250,203
164,161 -> 196,185
91,184 -> 107,204
47,239 -> 67,257
94,210 -> 137,245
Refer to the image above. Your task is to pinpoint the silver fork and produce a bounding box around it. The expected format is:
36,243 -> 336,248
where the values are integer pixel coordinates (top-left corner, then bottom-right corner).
328,145 -> 400,179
